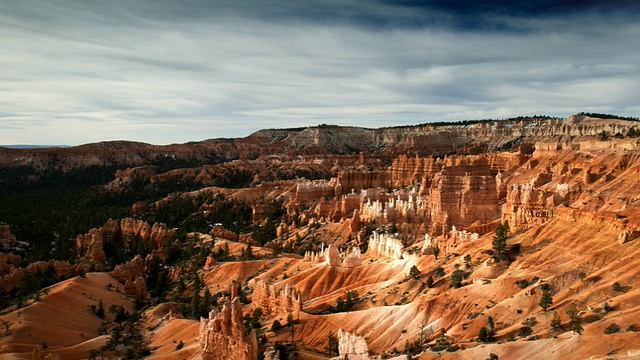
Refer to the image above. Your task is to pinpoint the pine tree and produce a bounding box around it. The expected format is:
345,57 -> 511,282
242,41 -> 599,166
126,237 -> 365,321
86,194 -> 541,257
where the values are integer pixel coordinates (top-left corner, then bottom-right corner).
409,265 -> 421,279
539,290 -> 553,311
201,287 -> 212,318
432,242 -> 440,260
550,311 -> 562,332
565,303 -> 583,335
492,222 -> 510,262
96,299 -> 105,319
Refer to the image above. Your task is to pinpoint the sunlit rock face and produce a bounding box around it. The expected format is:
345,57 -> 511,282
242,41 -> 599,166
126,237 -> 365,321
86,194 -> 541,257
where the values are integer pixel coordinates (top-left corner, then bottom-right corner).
252,279 -> 303,317
199,298 -> 258,360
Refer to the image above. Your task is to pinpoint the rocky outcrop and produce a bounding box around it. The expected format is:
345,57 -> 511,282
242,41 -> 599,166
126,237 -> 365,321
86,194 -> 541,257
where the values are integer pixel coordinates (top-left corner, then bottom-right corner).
502,183 -> 570,232
76,229 -> 106,263
0,253 -> 20,276
124,276 -> 149,299
199,298 -> 258,360
367,232 -> 403,260
110,255 -> 145,284
252,280 -> 303,317
210,225 -> 238,241
337,329 -> 370,360
0,225 -> 17,252
77,218 -> 175,264
0,260 -> 76,292
304,244 -> 362,267
204,254 -> 217,270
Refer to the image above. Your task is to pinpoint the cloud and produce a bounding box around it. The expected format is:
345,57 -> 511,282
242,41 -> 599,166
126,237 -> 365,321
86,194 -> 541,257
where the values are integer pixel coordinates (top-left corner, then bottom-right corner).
0,1 -> 639,145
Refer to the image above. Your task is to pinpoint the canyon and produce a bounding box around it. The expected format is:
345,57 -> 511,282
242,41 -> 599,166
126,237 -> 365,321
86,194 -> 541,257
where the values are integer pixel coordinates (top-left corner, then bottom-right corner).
1,114 -> 640,359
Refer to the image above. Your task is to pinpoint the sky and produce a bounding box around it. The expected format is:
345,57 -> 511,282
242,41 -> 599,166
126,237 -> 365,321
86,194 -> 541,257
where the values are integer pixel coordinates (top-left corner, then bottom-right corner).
1,0 -> 639,145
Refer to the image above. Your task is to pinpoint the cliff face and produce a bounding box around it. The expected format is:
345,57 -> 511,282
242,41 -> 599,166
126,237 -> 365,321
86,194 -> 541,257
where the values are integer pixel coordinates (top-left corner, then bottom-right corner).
199,298 -> 258,360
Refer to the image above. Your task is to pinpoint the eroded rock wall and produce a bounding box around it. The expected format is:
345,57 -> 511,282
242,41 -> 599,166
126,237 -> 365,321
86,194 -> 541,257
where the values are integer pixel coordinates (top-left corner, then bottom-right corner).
367,232 -> 403,260
199,298 -> 258,360
252,280 -> 303,317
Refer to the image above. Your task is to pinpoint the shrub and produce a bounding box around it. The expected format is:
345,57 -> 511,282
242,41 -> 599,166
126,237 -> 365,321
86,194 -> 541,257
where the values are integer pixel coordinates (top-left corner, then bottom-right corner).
518,326 -> 533,338
271,320 -> 283,331
604,323 -> 621,334
450,270 -> 465,288
612,282 -> 622,292
478,326 -> 489,342
515,279 -> 529,289
432,267 -> 445,278
176,340 -> 184,350
578,272 -> 586,280
408,265 -> 421,279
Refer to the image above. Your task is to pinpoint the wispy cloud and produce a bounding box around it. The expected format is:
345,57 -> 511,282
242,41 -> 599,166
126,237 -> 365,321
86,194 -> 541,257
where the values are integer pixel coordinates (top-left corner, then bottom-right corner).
0,1 -> 639,145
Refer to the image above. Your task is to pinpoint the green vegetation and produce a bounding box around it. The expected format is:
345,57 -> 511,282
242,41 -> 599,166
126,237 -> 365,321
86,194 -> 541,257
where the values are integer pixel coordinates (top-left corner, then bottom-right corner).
550,311 -> 563,332
577,112 -> 639,121
450,269 -> 465,288
565,303 -> 583,335
491,222 -> 510,262
327,291 -> 360,313
100,305 -> 150,359
326,331 -> 338,356
539,290 -> 553,311
604,323 -> 621,334
612,281 -> 622,292
408,265 -> 422,279
244,308 -> 263,331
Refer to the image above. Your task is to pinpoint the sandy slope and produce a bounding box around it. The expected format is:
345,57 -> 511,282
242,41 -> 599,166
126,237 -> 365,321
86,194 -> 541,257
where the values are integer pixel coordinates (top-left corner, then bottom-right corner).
0,273 -> 134,359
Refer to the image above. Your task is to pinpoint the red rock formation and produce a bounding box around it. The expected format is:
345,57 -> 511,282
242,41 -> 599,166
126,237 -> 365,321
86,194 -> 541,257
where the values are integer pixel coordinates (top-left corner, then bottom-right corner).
76,229 -> 106,263
204,254 -> 217,270
0,260 -> 76,291
110,255 -> 145,284
0,253 -> 20,276
210,225 -> 238,241
501,183 -> 568,232
199,298 -> 258,360
124,276 -> 149,299
251,280 -> 302,317
0,225 -> 17,252
77,218 -> 175,264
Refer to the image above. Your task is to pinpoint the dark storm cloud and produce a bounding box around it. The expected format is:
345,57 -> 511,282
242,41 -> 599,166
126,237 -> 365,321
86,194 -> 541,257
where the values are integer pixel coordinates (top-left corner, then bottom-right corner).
0,0 -> 639,145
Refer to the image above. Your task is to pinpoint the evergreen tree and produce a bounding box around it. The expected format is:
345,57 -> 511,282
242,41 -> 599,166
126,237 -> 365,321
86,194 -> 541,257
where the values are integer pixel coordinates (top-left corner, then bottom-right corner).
201,287 -> 212,318
450,269 -> 464,288
327,331 -> 338,356
478,326 -> 489,342
550,311 -> 563,332
432,242 -> 440,260
539,290 -> 553,311
409,265 -> 421,279
492,222 -> 510,262
565,303 -> 583,335
96,299 -> 105,319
